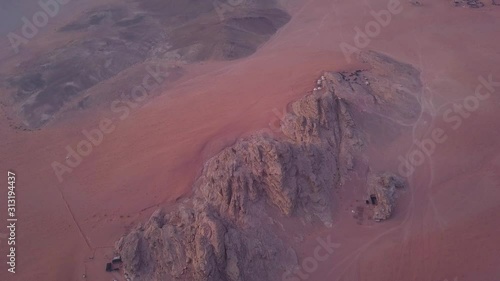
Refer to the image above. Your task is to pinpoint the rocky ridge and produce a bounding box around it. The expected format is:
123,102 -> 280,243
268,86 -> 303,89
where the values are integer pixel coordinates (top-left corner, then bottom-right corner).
116,51 -> 421,281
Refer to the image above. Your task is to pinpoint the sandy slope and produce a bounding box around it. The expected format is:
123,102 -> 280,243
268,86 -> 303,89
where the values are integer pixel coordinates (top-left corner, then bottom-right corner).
1,0 -> 500,280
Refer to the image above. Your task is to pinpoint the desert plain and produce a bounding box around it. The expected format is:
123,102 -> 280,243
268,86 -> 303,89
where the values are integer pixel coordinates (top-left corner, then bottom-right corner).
0,0 -> 500,280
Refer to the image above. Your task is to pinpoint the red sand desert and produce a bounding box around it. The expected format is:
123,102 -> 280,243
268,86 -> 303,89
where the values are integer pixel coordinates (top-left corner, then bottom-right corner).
1,0 -> 500,281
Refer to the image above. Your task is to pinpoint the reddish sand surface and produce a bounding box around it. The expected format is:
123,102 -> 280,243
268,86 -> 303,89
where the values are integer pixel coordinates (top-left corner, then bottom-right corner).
1,0 -> 500,280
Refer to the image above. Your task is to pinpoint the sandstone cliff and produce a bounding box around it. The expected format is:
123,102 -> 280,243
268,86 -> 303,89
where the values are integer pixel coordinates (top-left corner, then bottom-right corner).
116,51 -> 421,281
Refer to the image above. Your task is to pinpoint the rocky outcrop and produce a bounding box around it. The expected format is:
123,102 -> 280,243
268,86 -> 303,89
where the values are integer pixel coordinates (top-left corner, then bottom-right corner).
452,0 -> 485,8
195,88 -> 361,227
368,173 -> 406,221
117,205 -> 298,281
116,85 -> 359,281
116,51 -> 421,281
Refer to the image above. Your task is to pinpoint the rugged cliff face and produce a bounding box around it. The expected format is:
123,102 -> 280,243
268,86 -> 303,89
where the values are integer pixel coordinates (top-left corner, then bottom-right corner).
116,85 -> 359,281
116,51 -> 421,281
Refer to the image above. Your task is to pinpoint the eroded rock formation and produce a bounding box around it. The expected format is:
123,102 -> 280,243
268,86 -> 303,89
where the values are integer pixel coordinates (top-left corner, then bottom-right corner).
117,85 -> 359,281
452,0 -> 485,8
368,173 -> 406,221
116,51 -> 421,281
